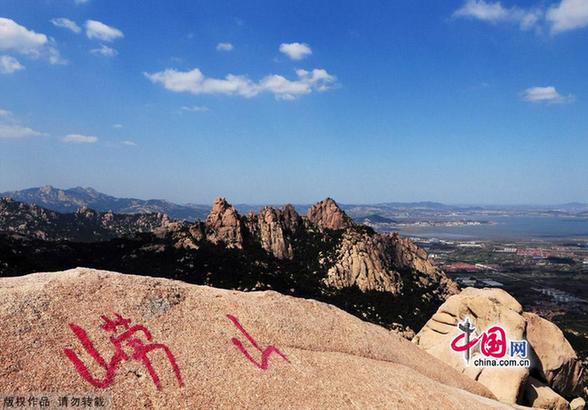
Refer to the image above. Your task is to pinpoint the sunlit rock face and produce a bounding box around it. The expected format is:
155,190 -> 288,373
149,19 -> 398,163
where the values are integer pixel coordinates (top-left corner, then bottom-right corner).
305,197 -> 353,230
205,197 -> 244,249
0,268 -> 507,409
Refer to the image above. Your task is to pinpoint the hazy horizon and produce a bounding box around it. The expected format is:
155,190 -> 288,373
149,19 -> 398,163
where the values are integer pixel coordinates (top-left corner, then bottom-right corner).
1,1 -> 587,204
2,184 -> 588,208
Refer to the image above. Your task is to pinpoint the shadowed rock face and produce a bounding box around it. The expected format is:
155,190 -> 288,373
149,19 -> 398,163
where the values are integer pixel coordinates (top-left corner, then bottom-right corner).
305,197 -> 353,230
281,204 -> 302,233
0,268 -> 510,409
523,312 -> 584,398
205,197 -> 244,249
255,206 -> 296,260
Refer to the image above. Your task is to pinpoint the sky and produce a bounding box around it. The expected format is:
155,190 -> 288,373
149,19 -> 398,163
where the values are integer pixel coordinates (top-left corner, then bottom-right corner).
0,0 -> 587,205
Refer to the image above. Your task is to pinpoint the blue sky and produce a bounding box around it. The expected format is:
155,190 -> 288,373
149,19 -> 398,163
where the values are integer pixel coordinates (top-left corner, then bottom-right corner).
0,0 -> 587,204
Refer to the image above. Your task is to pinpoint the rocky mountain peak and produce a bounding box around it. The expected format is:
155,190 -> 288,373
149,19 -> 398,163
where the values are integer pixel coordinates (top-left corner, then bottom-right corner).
282,204 -> 302,233
306,197 -> 353,230
211,197 -> 230,211
39,185 -> 54,194
205,197 -> 244,249
255,206 -> 298,260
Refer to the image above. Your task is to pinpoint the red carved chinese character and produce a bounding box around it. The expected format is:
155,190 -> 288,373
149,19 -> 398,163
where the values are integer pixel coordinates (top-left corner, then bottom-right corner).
63,313 -> 184,390
480,326 -> 507,358
226,314 -> 289,370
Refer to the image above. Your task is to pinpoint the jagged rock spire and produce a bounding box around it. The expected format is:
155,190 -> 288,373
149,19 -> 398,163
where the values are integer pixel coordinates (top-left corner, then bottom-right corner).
256,205 -> 302,260
205,197 -> 244,249
306,198 -> 353,230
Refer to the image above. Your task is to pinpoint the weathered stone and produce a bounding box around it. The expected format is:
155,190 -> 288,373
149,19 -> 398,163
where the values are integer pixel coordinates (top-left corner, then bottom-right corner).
0,268 -> 515,409
478,366 -> 529,404
523,376 -> 569,410
570,397 -> 586,410
205,197 -> 244,249
325,230 -> 402,293
281,204 -> 302,233
257,206 -> 295,260
523,312 -> 583,397
153,219 -> 205,250
387,233 -> 459,296
305,197 -> 353,230
414,288 -> 529,403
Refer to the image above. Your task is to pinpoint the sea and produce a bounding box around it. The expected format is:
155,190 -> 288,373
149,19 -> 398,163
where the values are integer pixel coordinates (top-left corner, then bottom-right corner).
390,216 -> 588,241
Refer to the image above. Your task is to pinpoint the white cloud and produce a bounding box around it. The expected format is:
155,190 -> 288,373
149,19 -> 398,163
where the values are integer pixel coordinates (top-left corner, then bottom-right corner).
90,44 -> 118,57
63,134 -> 98,143
113,123 -> 123,128
0,109 -> 46,139
454,0 -> 510,22
0,18 -> 65,64
50,18 -> 81,34
121,140 -> 136,146
145,67 -> 336,100
181,105 -> 209,112
0,17 -> 48,54
74,0 -> 90,4
260,69 -> 335,100
146,68 -> 257,97
547,0 -> 588,33
454,0 -> 588,34
0,124 -> 44,139
85,20 -> 123,42
279,42 -> 312,60
521,86 -> 574,104
48,47 -> 66,65
453,0 -> 543,30
0,55 -> 24,74
216,42 -> 234,51
519,10 -> 543,30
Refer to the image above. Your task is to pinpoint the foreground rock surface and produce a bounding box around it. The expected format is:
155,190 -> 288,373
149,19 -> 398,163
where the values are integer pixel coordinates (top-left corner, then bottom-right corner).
523,377 -> 569,410
414,287 -> 583,408
523,312 -> 583,397
0,268 -> 514,409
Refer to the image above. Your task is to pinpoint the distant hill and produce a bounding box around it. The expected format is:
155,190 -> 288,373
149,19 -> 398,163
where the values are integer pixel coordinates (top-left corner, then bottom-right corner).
0,197 -> 171,241
3,186 -> 586,221
0,186 -> 209,220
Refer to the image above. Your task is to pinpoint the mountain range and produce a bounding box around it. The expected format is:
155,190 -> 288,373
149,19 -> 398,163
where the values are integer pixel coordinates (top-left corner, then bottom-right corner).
0,185 -> 209,220
3,186 -> 588,222
0,195 -> 457,334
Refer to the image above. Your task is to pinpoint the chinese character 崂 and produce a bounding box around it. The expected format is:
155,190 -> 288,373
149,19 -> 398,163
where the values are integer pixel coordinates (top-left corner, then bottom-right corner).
63,313 -> 184,390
